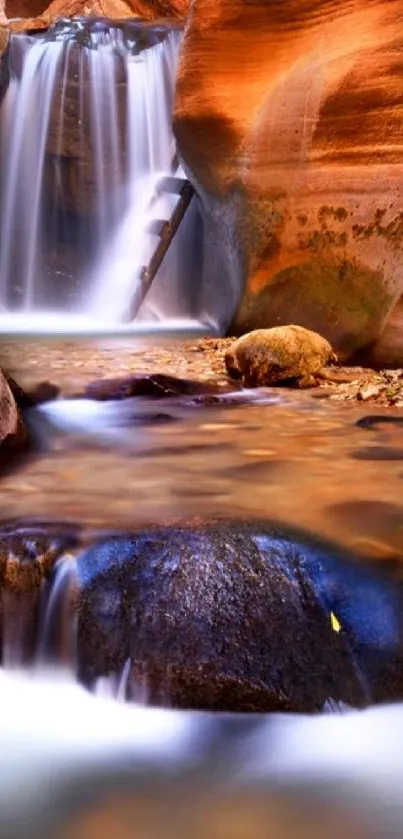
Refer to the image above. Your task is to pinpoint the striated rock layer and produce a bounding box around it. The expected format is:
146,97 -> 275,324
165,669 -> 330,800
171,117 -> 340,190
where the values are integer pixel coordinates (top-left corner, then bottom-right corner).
1,0 -> 188,33
174,0 -> 403,363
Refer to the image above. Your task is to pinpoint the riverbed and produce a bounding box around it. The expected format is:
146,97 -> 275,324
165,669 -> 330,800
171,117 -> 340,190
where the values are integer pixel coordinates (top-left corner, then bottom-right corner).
0,336 -> 402,566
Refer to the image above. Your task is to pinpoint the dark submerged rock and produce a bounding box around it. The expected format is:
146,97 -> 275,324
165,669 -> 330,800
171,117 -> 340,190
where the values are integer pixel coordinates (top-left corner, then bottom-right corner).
75,520 -> 403,711
352,447 -> 403,461
82,373 -> 224,402
2,517 -> 403,711
6,375 -> 60,409
356,415 -> 403,431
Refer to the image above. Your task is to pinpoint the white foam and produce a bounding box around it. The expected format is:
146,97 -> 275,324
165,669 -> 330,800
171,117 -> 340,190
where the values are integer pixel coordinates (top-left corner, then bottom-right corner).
0,311 -> 210,338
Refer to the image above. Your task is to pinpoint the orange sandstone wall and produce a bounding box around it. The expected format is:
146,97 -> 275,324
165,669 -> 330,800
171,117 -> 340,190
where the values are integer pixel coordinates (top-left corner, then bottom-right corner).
174,0 -> 403,361
2,0 -> 187,30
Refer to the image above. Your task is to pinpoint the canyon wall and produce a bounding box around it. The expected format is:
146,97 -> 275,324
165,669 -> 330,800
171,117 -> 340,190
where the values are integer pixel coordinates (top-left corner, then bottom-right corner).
1,0 -> 187,32
174,0 -> 403,363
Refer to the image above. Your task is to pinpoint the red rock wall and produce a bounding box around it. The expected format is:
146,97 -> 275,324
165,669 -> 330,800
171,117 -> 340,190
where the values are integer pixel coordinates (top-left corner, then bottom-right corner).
2,0 -> 187,30
174,0 -> 403,361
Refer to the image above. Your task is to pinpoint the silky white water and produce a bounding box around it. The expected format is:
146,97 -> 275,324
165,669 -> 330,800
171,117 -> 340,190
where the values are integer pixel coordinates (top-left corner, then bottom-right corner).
0,667 -> 402,839
0,37 -> 65,310
86,32 -> 183,322
0,24 -> 200,330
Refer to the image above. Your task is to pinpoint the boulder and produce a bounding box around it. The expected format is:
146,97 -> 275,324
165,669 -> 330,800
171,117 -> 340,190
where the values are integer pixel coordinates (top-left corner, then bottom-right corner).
224,325 -> 336,387
1,517 -> 403,710
174,0 -> 403,363
75,520 -> 403,711
82,372 -> 223,401
0,367 -> 27,458
6,375 -> 60,408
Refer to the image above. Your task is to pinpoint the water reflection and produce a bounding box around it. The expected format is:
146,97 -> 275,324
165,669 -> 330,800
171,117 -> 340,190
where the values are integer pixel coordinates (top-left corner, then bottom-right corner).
2,385 -> 403,564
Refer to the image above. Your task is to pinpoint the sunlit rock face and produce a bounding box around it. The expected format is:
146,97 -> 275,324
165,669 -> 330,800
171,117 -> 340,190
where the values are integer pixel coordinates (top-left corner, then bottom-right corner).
174,0 -> 403,362
2,0 -> 188,32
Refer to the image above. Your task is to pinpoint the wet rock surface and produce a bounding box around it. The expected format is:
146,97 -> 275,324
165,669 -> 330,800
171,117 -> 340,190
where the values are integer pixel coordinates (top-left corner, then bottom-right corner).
0,519 -> 80,664
6,374 -> 60,408
82,372 -> 225,402
0,367 -> 28,463
75,522 -> 367,710
1,518 -> 403,711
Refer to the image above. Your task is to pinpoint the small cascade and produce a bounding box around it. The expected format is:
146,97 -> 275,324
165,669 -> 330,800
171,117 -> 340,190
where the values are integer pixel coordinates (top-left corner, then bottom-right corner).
0,19 -> 205,330
94,657 -> 133,702
36,554 -> 78,668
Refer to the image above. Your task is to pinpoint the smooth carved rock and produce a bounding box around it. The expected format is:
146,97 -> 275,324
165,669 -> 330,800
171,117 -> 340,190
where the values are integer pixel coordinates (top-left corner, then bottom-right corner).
225,324 -> 337,388
2,0 -> 188,30
174,0 -> 403,364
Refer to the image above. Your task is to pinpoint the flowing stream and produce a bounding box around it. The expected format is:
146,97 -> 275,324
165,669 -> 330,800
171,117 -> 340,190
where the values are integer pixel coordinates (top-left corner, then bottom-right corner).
1,342 -> 403,710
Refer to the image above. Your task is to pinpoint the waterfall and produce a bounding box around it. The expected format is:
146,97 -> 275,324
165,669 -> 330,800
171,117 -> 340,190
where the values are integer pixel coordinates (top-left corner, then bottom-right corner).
0,19 -> 205,333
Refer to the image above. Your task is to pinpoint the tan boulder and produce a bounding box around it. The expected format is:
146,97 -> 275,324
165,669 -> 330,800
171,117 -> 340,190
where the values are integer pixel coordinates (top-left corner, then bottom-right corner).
174,0 -> 403,363
225,325 -> 336,388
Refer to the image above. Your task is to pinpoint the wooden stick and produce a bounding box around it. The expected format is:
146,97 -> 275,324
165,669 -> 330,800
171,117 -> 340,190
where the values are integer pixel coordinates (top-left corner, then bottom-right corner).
127,178 -> 195,321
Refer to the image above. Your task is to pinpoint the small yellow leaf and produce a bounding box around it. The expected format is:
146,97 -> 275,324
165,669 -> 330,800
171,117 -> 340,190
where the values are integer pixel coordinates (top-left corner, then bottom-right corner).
331,612 -> 341,633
